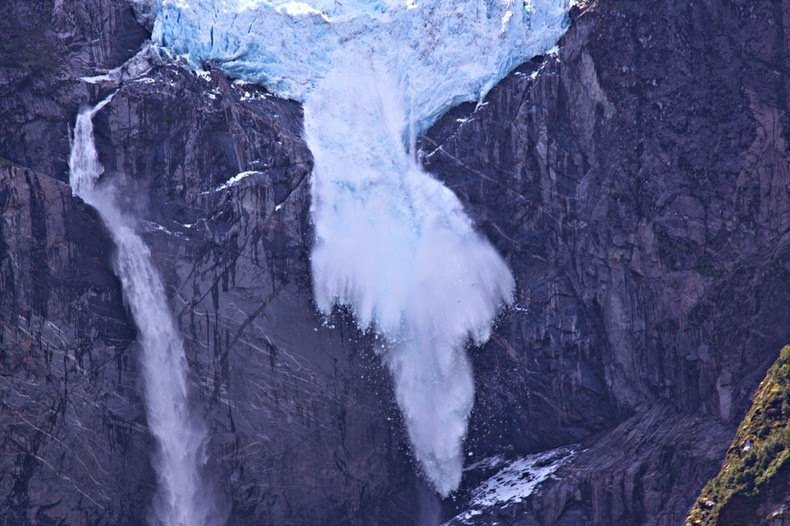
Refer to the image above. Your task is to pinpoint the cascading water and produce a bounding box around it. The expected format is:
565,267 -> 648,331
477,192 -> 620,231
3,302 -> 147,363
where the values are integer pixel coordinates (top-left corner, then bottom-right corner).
304,55 -> 515,494
151,0 -> 571,495
69,99 -> 216,525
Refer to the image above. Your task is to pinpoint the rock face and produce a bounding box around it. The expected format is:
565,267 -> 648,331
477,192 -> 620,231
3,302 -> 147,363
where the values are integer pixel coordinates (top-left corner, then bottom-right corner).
0,0 -> 148,179
425,1 -> 788,524
0,1 -> 788,525
1,3 -> 151,523
0,162 -> 151,524
99,62 -> 420,524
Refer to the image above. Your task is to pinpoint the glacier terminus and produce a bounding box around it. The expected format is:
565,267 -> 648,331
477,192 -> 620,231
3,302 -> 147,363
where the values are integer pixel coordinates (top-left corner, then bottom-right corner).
148,0 -> 572,496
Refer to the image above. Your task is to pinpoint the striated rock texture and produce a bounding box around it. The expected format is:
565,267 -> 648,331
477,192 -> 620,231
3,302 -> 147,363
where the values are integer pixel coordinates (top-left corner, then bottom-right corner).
0,0 -> 147,179
429,0 -> 789,523
0,161 -> 150,524
0,0 -> 788,525
0,3 -> 151,523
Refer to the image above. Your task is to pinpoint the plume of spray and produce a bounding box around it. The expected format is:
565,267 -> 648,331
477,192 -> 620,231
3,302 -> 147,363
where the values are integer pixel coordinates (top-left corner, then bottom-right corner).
69,99 -> 220,525
152,0 -> 572,495
304,55 -> 515,495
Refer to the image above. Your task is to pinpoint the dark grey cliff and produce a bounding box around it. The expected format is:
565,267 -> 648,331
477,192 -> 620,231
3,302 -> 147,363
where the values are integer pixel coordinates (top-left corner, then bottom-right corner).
1,2 -> 151,524
98,63 -> 420,524
0,0 -> 788,525
0,162 -> 152,524
430,1 -> 788,523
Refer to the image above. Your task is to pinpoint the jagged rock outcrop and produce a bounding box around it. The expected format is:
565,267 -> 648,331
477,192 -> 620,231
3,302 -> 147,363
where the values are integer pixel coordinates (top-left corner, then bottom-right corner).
1,3 -> 155,523
0,0 -> 147,179
0,0 -> 787,525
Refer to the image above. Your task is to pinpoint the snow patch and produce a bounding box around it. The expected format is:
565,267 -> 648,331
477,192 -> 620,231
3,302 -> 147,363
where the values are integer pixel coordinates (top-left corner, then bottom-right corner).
194,68 -> 212,82
80,43 -> 156,85
215,170 -> 262,191
448,447 -> 576,524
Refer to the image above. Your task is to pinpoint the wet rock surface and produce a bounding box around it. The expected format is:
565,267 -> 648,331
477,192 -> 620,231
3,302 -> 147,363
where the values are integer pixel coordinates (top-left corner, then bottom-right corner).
0,0 -> 788,525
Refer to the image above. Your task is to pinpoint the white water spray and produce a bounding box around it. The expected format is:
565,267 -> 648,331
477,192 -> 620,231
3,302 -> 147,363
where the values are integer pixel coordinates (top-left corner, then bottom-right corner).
305,56 -> 515,494
153,0 -> 571,495
69,100 -> 216,525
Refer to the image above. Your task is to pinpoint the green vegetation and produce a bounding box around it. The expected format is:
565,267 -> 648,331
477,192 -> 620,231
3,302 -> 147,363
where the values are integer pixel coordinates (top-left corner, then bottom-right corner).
686,344 -> 790,525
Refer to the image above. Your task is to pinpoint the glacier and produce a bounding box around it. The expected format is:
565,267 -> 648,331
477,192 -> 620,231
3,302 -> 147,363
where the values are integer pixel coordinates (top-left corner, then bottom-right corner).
151,0 -> 571,495
152,0 -> 570,134
69,100 -> 220,525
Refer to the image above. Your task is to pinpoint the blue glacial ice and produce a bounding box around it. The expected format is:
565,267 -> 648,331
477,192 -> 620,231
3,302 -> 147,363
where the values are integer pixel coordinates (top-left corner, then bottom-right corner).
153,0 -> 570,134
151,0 -> 571,496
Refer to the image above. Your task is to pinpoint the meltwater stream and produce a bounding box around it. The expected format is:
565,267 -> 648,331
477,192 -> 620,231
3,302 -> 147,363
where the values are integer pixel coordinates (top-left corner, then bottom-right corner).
69,100 -> 215,524
153,0 -> 571,495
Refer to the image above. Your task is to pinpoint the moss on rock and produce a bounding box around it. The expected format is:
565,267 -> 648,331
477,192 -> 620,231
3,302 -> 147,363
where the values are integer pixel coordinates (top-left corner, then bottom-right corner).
687,345 -> 790,525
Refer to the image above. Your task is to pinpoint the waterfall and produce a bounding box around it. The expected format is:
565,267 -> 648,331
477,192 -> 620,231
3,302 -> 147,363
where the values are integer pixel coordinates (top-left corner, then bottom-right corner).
69,99 -> 216,525
304,56 -> 515,495
152,0 -> 571,495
